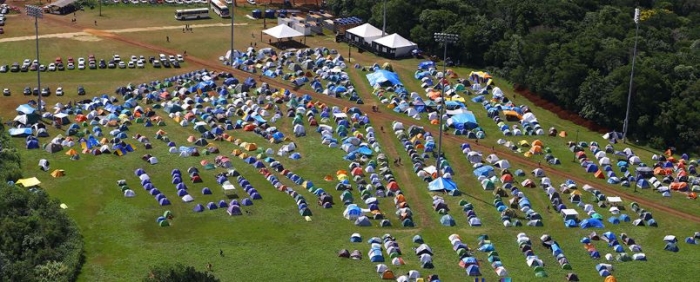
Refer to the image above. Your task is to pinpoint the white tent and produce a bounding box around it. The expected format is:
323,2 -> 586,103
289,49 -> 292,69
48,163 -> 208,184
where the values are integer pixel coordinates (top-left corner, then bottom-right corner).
346,23 -> 384,44
372,33 -> 418,58
263,24 -> 304,39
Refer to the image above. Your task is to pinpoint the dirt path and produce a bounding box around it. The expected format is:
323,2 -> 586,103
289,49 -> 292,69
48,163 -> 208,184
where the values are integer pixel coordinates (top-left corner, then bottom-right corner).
42,16 -> 700,224
0,23 -> 246,43
375,121 -> 434,228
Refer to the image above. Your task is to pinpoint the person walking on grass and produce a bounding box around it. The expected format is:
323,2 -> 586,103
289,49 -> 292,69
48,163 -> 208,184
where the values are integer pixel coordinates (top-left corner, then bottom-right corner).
166,36 -> 170,43
94,20 -> 97,26
219,249 -> 224,257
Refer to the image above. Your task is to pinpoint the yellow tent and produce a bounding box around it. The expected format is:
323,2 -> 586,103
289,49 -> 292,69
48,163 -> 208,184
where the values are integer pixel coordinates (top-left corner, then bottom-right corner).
244,143 -> 258,151
51,169 -> 66,178
65,149 -> 78,156
231,149 -> 243,156
16,177 -> 41,188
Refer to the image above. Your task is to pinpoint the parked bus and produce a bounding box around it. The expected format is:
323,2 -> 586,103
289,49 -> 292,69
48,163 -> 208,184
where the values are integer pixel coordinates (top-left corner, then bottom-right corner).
209,0 -> 230,18
174,8 -> 210,20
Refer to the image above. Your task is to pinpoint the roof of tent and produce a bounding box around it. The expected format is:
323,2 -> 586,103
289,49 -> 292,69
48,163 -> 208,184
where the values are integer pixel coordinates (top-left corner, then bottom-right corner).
428,177 -> 457,191
263,24 -> 304,39
346,23 -> 384,38
366,70 -> 402,87
373,33 -> 417,49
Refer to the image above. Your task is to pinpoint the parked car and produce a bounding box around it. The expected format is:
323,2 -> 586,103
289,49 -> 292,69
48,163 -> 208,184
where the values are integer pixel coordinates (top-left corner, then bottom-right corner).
23,86 -> 31,95
159,53 -> 166,61
89,61 -> 97,69
22,59 -> 31,67
32,87 -> 39,96
57,63 -> 65,71
0,27 -> 4,34
162,60 -> 171,68
108,60 -> 116,69
55,57 -> 62,64
10,62 -> 19,72
29,63 -> 38,71
39,64 -> 47,72
118,61 -> 126,69
98,59 -> 106,69
113,54 -> 121,62
130,55 -> 138,62
127,61 -> 135,68
168,55 -> 175,62
56,87 -> 64,96
88,54 -> 95,62
20,64 -> 28,72
152,60 -> 161,68
67,57 -> 74,64
2,88 -> 9,96
41,87 -> 50,97
247,0 -> 256,4
67,62 -> 75,70
0,64 -> 7,73
77,85 -> 86,95
176,54 -> 184,62
136,60 -> 145,68
172,61 -> 181,68
0,18 -> 5,26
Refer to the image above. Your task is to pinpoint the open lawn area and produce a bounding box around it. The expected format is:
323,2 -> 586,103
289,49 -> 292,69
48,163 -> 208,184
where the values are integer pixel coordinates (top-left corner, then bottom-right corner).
2,4 -> 700,282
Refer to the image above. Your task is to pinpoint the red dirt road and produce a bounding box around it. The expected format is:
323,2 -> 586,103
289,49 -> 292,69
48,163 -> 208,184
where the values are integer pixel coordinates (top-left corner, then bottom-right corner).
40,16 -> 700,224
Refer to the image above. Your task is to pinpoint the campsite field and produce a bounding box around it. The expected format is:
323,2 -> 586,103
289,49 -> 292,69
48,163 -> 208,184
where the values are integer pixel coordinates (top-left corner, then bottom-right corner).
2,4 -> 700,282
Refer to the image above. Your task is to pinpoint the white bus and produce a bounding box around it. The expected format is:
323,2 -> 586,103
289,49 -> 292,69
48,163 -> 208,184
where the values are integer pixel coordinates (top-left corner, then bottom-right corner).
210,0 -> 230,18
174,8 -> 210,20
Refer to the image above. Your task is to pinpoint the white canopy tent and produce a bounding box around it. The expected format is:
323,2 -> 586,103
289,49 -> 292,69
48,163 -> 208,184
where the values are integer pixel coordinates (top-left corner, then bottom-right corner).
372,33 -> 418,58
346,23 -> 384,45
263,24 -> 304,39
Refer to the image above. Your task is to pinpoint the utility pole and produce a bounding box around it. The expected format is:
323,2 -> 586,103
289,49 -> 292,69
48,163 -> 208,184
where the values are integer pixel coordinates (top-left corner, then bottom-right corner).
381,0 -> 386,36
623,8 -> 640,143
27,5 -> 44,114
230,1 -> 235,66
433,32 -> 459,179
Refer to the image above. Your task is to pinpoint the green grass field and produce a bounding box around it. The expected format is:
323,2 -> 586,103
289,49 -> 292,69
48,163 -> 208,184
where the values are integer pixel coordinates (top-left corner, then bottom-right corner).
2,4 -> 700,282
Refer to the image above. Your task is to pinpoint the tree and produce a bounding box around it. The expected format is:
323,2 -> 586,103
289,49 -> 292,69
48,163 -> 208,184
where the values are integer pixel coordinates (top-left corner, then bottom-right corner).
144,263 -> 220,282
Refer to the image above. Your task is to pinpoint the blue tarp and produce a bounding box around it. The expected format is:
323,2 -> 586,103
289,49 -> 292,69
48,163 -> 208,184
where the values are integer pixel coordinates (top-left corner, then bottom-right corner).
473,166 -> 495,177
9,128 -> 33,136
366,70 -> 402,87
450,112 -> 478,129
16,104 -> 37,114
353,146 -> 373,156
428,177 -> 457,191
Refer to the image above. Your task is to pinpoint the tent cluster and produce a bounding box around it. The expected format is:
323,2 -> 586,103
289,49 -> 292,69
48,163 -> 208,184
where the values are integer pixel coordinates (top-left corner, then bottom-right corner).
367,233 -> 429,280
482,96 -> 544,137
472,234 -> 508,277
495,139 -> 559,163
515,233 -> 548,277
628,201 -> 657,227
499,182 -> 543,227
156,210 -> 173,227
455,199 -> 482,227
451,234 -> 480,277
117,178 -> 136,198
602,232 -> 645,260
664,235 -> 679,253
539,234 -> 573,270
135,168 -> 171,206
580,234 -> 602,259
685,232 -> 700,245
259,165 -> 315,217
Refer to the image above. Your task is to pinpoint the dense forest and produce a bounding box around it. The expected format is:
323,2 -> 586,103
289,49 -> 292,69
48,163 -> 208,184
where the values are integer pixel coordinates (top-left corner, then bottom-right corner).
328,0 -> 700,153
0,121 -> 84,282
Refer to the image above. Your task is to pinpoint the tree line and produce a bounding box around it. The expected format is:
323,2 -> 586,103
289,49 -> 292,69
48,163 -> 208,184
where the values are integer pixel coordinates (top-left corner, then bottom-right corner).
0,121 -> 84,281
328,0 -> 700,153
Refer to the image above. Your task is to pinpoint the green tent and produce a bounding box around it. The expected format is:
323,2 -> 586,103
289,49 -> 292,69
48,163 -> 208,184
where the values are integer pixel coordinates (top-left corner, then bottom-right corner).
341,190 -> 353,202
402,218 -> 414,227
562,263 -> 572,270
534,271 -> 547,277
299,208 -> 312,216
159,220 -> 170,227
163,210 -> 172,218
591,213 -> 604,220
458,199 -> 469,206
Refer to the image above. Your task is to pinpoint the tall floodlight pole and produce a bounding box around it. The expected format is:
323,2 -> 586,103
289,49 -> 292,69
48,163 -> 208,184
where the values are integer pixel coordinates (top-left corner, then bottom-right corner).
27,5 -> 43,114
433,32 -> 458,179
230,2 -> 234,66
99,0 -> 102,16
623,8 -> 640,143
381,0 -> 386,36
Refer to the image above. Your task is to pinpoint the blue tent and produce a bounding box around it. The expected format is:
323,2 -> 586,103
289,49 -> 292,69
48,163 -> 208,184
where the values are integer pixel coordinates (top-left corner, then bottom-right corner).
450,112 -> 478,130
440,214 -> 456,226
366,70 -> 402,87
418,61 -> 435,70
193,204 -> 204,212
353,146 -> 373,156
579,218 -> 605,229
9,128 -> 33,137
428,177 -> 457,192
473,166 -> 495,177
16,104 -> 37,114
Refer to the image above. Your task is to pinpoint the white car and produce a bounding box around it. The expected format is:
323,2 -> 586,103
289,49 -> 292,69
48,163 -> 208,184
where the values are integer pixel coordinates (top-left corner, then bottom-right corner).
113,54 -> 121,62
67,62 -> 75,70
56,87 -> 64,96
130,55 -> 138,62
247,0 -> 256,4
48,63 -> 56,71
176,54 -> 184,62
78,62 -> 85,70
159,54 -> 166,61
136,60 -> 145,68
118,61 -> 126,69
168,55 -> 175,62
3,88 -> 10,96
23,59 -> 31,67
78,57 -> 85,64
128,61 -> 135,68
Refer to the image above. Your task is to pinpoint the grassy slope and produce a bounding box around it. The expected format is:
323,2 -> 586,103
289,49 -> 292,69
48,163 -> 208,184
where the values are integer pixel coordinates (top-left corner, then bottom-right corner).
2,5 -> 700,282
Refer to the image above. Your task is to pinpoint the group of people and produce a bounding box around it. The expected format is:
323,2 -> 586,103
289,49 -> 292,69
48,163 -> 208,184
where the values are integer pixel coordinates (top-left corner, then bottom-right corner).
183,24 -> 194,33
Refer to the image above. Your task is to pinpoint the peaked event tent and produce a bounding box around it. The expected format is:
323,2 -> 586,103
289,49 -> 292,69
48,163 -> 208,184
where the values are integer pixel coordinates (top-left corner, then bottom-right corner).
346,23 -> 384,45
372,33 -> 418,58
263,24 -> 304,39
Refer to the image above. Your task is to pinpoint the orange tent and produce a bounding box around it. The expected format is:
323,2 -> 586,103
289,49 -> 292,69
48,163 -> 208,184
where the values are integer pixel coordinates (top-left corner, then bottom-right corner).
387,181 -> 399,191
559,131 -> 568,137
605,276 -> 618,282
530,146 -> 543,154
532,140 -> 543,147
75,115 -> 87,122
336,170 -> 348,175
500,174 -> 513,183
351,167 -> 364,176
381,270 -> 395,280
427,90 -> 441,100
395,194 -> 406,204
670,182 -> 688,191
594,170 -> 605,179
244,124 -> 256,131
